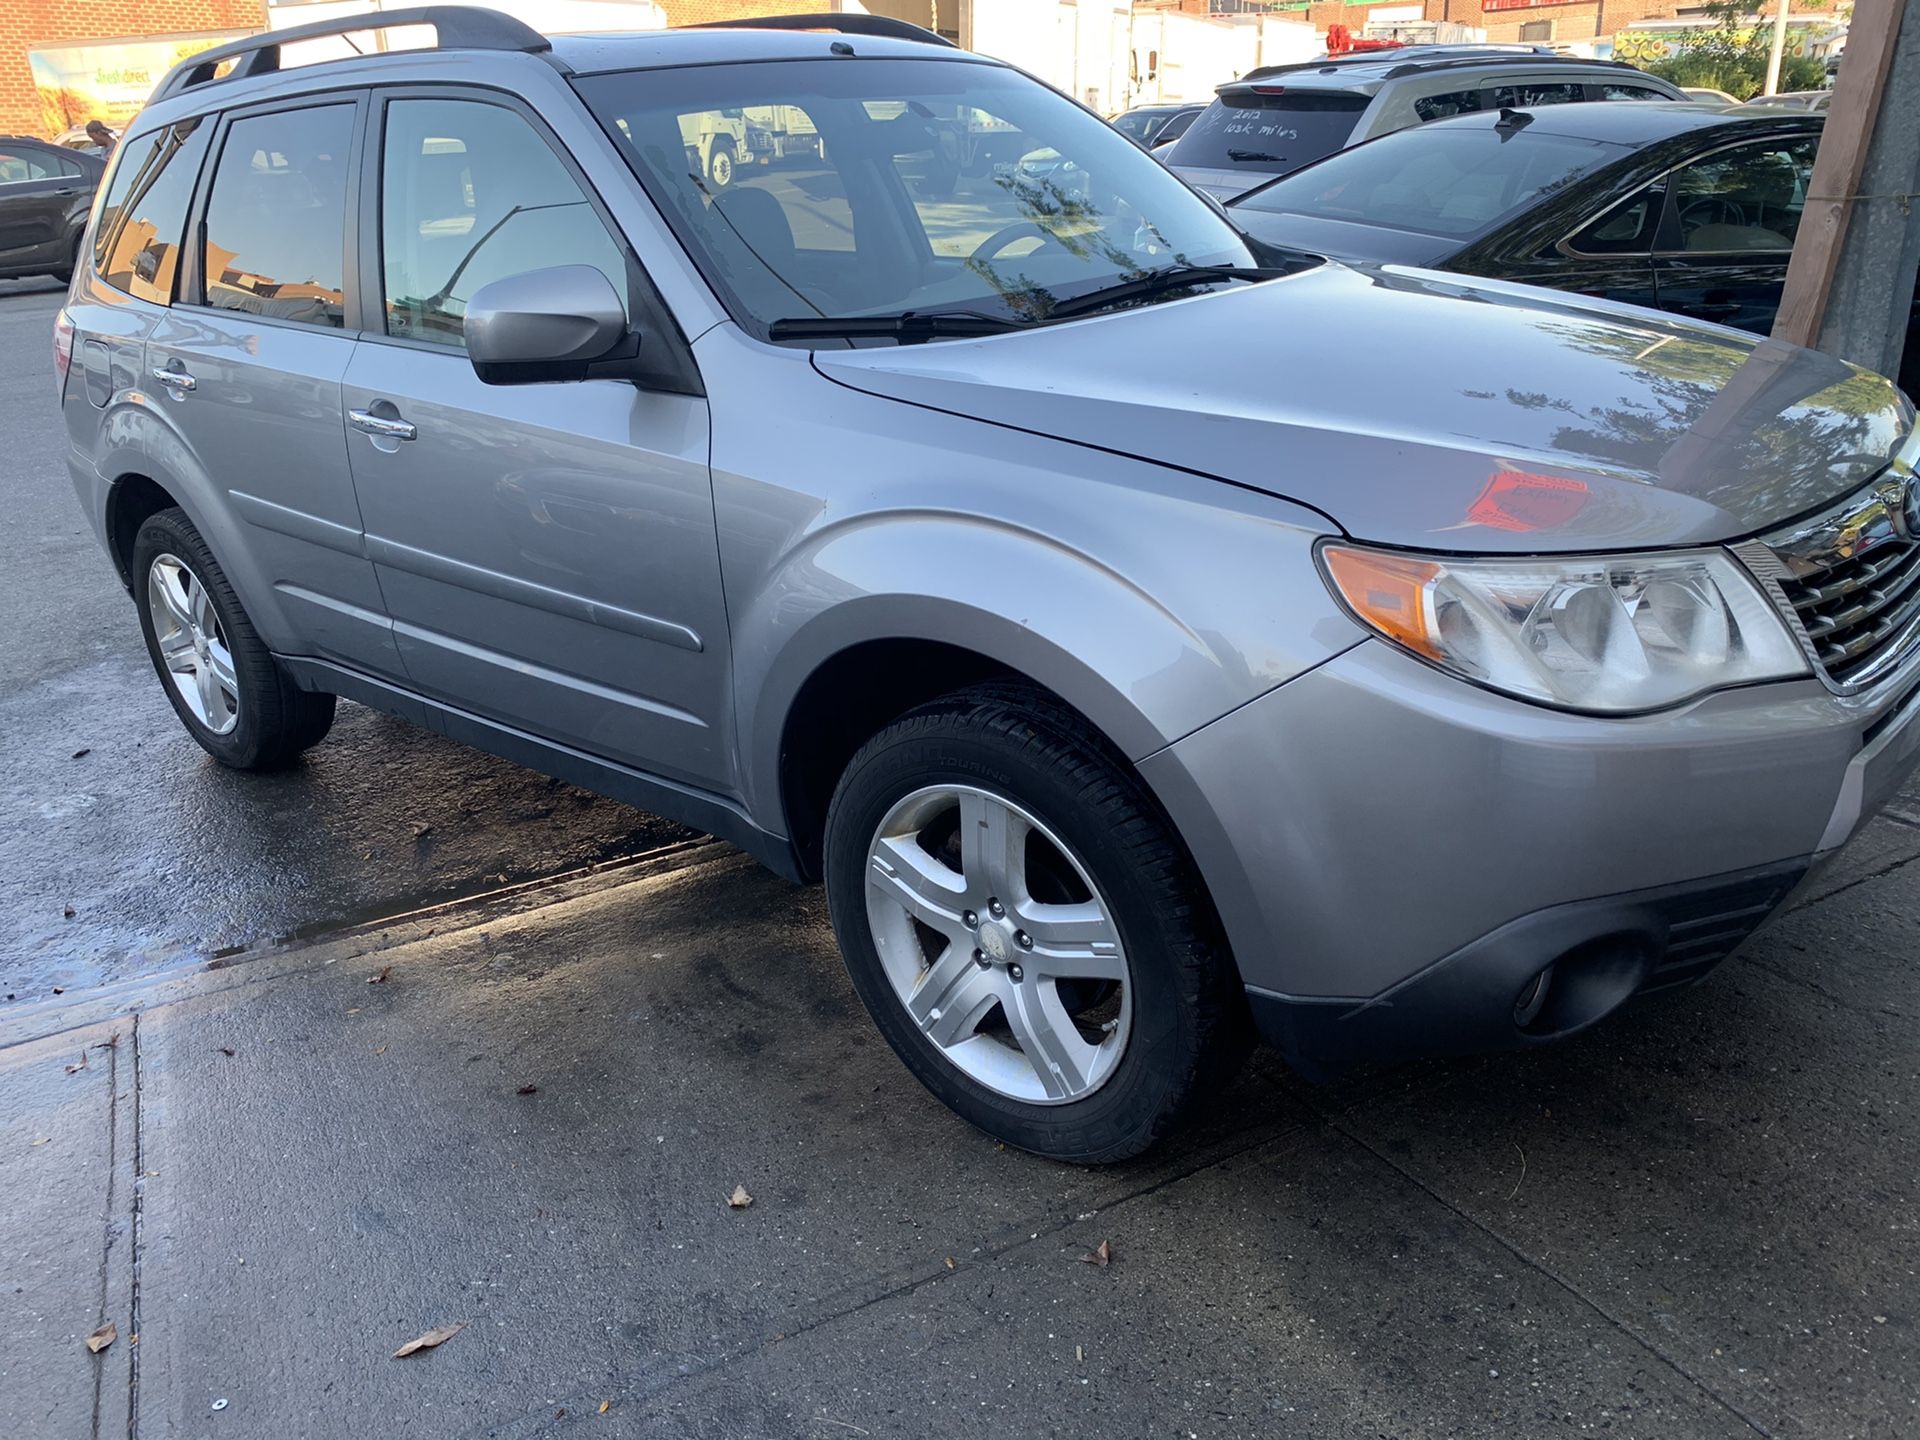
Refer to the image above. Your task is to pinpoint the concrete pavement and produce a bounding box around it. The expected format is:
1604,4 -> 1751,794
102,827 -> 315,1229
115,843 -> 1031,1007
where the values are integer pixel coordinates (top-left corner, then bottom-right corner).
6,825 -> 1917,1439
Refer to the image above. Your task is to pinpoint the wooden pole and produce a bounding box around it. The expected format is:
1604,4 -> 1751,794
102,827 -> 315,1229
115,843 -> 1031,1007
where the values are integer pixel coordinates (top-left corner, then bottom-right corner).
1771,0 -> 1909,349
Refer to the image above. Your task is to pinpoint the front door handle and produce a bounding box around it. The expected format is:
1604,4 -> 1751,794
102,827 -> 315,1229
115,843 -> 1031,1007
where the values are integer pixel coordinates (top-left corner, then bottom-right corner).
348,407 -> 417,442
149,364 -> 196,394
1677,299 -> 1741,320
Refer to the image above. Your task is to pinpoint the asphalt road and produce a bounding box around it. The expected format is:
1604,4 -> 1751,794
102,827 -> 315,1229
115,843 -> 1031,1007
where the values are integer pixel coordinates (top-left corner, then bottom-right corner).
0,277 -> 693,1001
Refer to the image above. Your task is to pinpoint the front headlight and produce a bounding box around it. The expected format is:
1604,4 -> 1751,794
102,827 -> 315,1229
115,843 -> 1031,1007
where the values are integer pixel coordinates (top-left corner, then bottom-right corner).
1319,543 -> 1809,713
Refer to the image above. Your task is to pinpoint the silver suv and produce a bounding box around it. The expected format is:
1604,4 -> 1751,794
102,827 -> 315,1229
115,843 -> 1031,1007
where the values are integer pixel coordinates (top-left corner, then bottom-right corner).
1164,45 -> 1685,200
58,9 -> 1920,1162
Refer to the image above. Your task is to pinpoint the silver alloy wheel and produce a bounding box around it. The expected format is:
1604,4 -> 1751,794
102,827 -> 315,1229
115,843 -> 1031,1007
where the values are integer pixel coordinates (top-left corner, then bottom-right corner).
865,784 -> 1132,1105
147,553 -> 240,736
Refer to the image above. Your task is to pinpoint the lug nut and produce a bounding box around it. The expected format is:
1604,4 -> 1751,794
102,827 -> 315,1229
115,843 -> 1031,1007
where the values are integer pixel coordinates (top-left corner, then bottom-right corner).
1007,963 -> 1023,983
988,898 -> 1005,918
973,948 -> 989,968
962,909 -> 978,929
1015,930 -> 1032,949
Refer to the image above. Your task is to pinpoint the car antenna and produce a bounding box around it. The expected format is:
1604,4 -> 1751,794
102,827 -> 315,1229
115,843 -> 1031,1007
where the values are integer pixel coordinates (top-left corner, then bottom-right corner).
1494,107 -> 1533,132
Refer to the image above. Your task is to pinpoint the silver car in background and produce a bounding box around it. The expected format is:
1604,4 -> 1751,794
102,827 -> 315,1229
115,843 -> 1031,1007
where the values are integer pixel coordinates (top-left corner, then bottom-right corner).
57,9 -> 1920,1162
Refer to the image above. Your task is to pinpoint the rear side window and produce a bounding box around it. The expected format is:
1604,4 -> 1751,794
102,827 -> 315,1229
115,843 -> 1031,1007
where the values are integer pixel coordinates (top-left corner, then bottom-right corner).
1485,83 -> 1585,109
379,98 -> 630,348
1413,89 -> 1483,123
1566,188 -> 1662,255
1666,138 -> 1817,254
91,120 -> 210,305
1167,90 -> 1370,176
200,105 -> 353,328
0,146 -> 63,182
1598,83 -> 1664,101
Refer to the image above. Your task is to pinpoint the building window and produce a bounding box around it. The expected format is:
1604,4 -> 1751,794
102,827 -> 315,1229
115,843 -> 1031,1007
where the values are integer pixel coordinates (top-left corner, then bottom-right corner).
1519,20 -> 1554,41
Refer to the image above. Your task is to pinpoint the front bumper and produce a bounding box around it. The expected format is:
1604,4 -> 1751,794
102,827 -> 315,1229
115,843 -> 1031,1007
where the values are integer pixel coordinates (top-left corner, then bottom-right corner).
1141,639 -> 1920,1071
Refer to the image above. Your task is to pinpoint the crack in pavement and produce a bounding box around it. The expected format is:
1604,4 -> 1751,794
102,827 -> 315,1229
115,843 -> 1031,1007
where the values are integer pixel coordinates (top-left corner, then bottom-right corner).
1318,1114 -> 1780,1440
125,1015 -> 143,1440
89,1028 -> 120,1440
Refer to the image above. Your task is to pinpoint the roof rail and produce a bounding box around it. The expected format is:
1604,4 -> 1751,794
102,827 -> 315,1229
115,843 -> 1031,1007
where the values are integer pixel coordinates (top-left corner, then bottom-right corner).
149,5 -> 552,104
1238,43 -> 1568,83
686,12 -> 957,48
1382,51 -> 1639,79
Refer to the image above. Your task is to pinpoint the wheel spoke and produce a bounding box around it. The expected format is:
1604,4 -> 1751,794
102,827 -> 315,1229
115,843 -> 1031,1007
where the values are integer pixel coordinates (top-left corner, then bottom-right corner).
205,641 -> 238,699
158,628 -> 197,673
958,789 -> 1027,902
193,659 -> 220,722
1002,977 -> 1097,1100
869,835 -> 969,938
909,948 -> 1003,1049
1020,900 -> 1125,982
188,573 -> 215,636
150,564 -> 193,631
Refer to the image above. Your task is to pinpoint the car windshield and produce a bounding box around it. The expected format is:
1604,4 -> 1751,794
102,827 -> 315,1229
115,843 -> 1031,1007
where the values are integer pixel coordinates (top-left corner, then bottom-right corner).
1230,123 -> 1629,238
575,58 -> 1258,338
1165,90 -> 1371,175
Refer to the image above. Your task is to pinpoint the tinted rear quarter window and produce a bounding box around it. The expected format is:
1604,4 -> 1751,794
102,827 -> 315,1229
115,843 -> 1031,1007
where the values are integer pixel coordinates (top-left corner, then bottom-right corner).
200,106 -> 354,328
92,120 -> 211,305
1168,90 -> 1370,175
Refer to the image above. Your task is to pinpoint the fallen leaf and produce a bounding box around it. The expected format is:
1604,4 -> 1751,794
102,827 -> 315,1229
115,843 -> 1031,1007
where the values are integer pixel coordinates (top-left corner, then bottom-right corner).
392,1321 -> 465,1358
727,1184 -> 753,1209
72,747 -> 91,759
410,821 -> 433,840
214,1046 -> 235,1058
1080,1239 -> 1113,1268
373,1046 -> 387,1057
555,1409 -> 567,1419
31,1137 -> 50,1147
368,965 -> 392,985
943,1257 -> 956,1271
516,1084 -> 538,1096
85,1322 -> 117,1353
598,1401 -> 612,1415
65,1053 -> 88,1074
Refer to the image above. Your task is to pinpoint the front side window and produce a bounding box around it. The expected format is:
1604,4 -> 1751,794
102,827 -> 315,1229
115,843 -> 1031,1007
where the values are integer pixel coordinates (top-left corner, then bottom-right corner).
200,105 -> 353,328
577,58 -> 1257,335
1666,138 -> 1817,253
92,120 -> 210,304
1234,125 -> 1627,240
380,98 -> 629,348
1566,187 -> 1662,255
1166,89 -> 1371,175
1598,83 -> 1663,101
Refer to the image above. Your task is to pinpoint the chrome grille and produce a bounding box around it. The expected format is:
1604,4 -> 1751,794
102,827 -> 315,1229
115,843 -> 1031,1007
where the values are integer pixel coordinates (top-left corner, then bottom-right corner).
1749,478 -> 1920,691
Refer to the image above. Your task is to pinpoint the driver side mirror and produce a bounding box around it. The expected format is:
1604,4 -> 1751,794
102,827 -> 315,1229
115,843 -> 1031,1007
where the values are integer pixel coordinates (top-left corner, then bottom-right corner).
465,265 -> 636,386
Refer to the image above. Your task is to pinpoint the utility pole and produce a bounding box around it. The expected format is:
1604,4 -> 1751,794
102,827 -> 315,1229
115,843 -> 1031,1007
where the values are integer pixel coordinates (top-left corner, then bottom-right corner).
1773,0 -> 1920,387
1764,0 -> 1791,96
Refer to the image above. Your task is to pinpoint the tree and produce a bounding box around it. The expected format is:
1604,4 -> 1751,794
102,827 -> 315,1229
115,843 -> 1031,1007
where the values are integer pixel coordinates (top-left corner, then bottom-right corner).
1634,3 -> 1829,100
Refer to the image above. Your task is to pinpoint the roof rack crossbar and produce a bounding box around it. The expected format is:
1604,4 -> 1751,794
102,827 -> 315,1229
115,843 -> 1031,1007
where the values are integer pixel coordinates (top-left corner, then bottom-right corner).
1237,44 -> 1637,85
686,13 -> 957,48
150,5 -> 552,103
1381,52 -> 1640,79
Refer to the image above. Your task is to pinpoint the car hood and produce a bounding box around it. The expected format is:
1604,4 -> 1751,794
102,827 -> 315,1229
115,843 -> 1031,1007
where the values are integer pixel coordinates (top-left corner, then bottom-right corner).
812,261 -> 1914,553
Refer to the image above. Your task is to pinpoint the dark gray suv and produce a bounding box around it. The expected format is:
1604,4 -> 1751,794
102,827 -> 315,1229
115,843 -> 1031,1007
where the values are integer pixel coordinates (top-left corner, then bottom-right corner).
57,9 -> 1920,1162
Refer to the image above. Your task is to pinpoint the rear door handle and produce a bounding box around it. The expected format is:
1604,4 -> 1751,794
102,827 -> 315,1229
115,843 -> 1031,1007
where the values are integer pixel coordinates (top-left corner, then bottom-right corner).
149,364 -> 196,394
348,408 -> 417,442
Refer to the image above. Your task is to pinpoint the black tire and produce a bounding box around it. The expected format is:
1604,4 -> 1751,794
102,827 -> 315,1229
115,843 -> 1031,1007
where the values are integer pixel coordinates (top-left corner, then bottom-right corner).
824,685 -> 1250,1164
132,507 -> 336,770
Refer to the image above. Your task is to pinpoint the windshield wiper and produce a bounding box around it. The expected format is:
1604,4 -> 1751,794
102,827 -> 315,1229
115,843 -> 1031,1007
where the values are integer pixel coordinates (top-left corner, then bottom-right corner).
767,311 -> 1023,344
1226,149 -> 1285,162
1044,265 -> 1286,321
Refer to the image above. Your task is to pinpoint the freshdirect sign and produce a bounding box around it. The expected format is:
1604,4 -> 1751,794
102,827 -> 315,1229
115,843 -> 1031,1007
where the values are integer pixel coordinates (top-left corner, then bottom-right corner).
27,33 -> 243,137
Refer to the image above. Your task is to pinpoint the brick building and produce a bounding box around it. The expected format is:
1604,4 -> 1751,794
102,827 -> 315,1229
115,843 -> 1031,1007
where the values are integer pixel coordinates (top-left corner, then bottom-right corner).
1155,0 -> 1691,47
2,0 -> 267,137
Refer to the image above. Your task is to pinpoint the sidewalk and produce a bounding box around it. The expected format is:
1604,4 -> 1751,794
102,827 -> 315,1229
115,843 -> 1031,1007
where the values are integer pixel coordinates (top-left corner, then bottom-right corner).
4,828 -> 1918,1438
